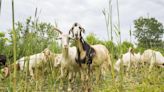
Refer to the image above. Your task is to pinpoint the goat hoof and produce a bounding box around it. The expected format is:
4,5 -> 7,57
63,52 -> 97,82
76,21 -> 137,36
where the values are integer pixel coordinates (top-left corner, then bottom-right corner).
67,87 -> 72,92
59,86 -> 63,90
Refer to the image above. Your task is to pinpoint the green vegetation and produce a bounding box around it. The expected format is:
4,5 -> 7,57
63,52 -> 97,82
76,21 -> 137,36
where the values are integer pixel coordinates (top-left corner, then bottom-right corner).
134,17 -> 164,49
0,17 -> 164,91
0,0 -> 164,91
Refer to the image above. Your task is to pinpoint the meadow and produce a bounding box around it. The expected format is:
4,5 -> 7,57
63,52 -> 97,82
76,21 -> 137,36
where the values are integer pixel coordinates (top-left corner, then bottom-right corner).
0,0 -> 164,92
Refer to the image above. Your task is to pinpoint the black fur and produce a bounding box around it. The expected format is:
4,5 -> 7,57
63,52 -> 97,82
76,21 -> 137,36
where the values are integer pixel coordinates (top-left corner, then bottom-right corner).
0,55 -> 7,67
76,37 -> 96,65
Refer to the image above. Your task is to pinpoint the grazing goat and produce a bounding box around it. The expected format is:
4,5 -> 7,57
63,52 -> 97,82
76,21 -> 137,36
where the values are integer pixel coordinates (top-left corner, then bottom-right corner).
54,28 -> 79,91
68,23 -> 112,84
141,49 -> 164,72
16,48 -> 52,78
114,48 -> 141,72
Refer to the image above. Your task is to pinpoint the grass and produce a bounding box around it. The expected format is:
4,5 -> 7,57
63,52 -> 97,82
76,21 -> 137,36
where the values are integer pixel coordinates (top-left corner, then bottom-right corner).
0,0 -> 164,92
1,62 -> 164,91
11,0 -> 17,91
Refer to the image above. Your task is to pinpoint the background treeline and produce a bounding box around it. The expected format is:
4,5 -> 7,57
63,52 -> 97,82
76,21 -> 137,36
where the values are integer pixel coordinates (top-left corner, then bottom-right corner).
0,16 -> 164,64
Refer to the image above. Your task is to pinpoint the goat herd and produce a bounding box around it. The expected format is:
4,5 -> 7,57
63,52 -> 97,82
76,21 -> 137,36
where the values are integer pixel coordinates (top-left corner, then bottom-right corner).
0,23 -> 164,91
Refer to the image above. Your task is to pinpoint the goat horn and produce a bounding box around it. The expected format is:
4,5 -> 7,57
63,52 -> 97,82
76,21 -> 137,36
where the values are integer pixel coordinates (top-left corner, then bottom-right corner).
53,27 -> 62,34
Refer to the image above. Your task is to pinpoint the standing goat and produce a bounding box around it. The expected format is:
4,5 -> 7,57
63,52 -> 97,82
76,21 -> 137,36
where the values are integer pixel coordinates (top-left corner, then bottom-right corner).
54,28 -> 79,91
68,23 -> 112,84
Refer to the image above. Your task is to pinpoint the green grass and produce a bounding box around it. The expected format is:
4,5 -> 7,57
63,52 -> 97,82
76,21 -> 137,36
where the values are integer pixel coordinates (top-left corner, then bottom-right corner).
0,0 -> 164,91
1,61 -> 164,92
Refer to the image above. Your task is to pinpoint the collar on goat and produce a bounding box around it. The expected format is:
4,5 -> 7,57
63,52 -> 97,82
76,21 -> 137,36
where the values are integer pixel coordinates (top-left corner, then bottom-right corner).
75,37 -> 96,65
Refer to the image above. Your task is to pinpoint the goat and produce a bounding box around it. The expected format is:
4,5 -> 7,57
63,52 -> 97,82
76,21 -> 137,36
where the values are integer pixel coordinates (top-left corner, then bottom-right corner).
54,28 -> 80,91
141,49 -> 164,72
15,48 -> 52,78
68,23 -> 112,84
114,48 -> 141,72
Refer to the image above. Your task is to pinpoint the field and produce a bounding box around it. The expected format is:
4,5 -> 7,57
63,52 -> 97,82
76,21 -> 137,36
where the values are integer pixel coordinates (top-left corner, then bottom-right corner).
0,57 -> 164,92
0,0 -> 164,92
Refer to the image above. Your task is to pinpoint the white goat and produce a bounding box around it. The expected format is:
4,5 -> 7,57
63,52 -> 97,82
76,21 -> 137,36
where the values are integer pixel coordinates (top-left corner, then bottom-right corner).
68,23 -> 112,83
54,28 -> 79,91
114,48 -> 141,72
16,48 -> 52,77
141,49 -> 164,71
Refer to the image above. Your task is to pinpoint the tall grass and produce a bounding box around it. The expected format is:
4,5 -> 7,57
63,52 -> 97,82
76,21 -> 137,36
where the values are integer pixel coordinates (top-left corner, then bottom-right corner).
103,0 -> 126,91
11,0 -> 17,92
103,0 -> 113,41
0,0 -> 2,15
0,0 -> 164,92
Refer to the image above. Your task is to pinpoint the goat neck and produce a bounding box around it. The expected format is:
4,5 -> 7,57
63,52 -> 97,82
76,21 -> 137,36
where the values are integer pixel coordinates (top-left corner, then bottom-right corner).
62,47 -> 69,58
75,37 -> 85,52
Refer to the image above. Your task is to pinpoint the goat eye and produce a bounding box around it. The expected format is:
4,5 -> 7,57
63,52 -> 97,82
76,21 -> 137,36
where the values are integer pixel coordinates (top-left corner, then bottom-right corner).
68,37 -> 71,40
59,38 -> 62,40
79,27 -> 81,29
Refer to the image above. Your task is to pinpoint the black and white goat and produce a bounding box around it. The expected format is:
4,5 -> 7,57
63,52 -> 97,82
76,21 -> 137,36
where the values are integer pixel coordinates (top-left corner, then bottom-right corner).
69,23 -> 112,83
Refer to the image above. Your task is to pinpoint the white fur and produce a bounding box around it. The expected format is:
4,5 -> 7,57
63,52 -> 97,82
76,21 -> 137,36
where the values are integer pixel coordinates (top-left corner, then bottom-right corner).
53,54 -> 62,68
114,49 -> 141,72
16,48 -> 52,77
141,49 -> 164,71
56,33 -> 80,91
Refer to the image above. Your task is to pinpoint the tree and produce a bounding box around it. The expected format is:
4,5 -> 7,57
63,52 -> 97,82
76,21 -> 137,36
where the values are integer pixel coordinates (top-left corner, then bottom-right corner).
133,17 -> 164,49
8,17 -> 60,59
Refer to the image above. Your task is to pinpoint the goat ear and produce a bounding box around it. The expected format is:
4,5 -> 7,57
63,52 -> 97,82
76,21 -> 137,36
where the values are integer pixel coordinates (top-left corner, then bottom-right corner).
130,48 -> 134,54
82,28 -> 85,33
69,27 -> 73,35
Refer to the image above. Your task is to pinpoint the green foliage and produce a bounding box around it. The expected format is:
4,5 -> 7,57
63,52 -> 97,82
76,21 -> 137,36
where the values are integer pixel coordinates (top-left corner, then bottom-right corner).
85,33 -> 102,45
6,17 -> 60,60
0,32 -> 5,37
134,17 -> 164,49
120,41 -> 134,54
0,32 -> 10,54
